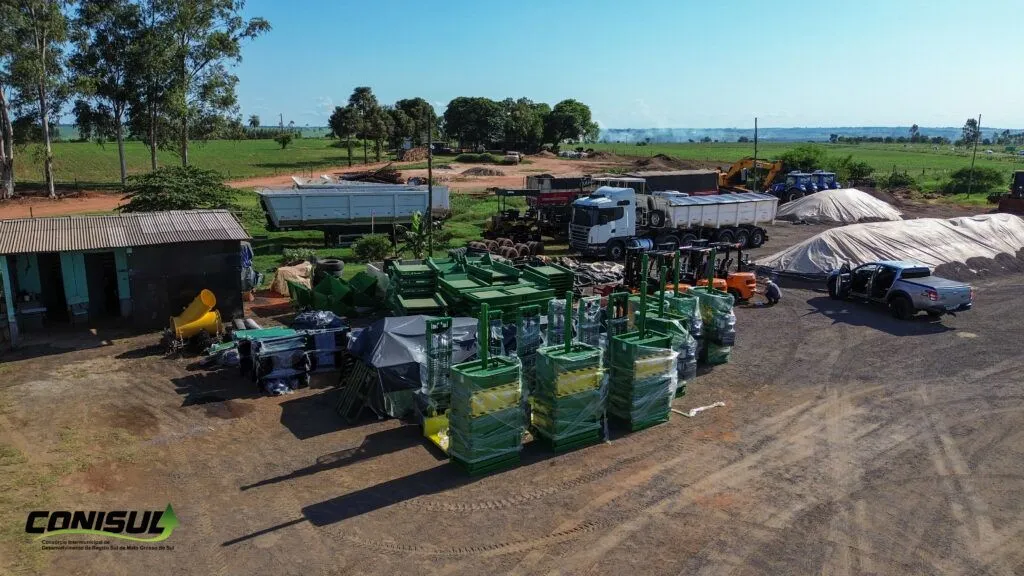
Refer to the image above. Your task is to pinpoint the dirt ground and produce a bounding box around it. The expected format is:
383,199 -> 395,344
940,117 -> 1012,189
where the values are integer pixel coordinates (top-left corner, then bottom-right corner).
2,204 -> 1023,575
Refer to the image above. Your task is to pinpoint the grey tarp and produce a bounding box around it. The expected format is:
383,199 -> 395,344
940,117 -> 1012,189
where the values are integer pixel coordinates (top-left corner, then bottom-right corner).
776,188 -> 902,224
347,315 -> 478,392
755,214 -> 1024,277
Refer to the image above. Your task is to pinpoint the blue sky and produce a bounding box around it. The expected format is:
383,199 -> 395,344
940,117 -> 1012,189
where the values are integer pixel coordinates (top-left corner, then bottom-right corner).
234,0 -> 1024,129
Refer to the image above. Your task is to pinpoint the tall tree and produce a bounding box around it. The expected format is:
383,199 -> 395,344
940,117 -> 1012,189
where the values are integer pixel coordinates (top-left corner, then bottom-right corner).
544,99 -> 598,146
961,117 -> 980,147
500,97 -> 547,152
247,113 -> 258,128
347,86 -> 378,164
443,96 -> 503,150
394,97 -> 436,145
9,0 -> 69,198
0,2 -> 18,198
160,0 -> 269,166
126,0 -> 174,170
908,123 -> 919,143
328,105 -> 358,166
71,0 -> 144,185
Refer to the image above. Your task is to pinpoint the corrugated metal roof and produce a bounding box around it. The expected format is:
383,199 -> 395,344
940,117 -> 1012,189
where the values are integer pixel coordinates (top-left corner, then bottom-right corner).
0,209 -> 250,255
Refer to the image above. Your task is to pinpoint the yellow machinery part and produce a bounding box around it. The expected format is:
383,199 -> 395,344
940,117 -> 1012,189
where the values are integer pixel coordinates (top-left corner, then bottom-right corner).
423,412 -> 450,454
172,310 -> 221,339
170,289 -> 218,338
468,383 -> 521,417
553,368 -> 603,397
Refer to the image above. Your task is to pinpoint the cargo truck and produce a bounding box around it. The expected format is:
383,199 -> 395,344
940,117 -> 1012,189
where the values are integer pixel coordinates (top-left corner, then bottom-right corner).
569,186 -> 778,260
258,184 -> 450,247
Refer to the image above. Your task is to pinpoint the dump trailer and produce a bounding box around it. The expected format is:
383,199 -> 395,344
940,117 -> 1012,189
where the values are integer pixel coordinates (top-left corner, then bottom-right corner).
624,170 -> 719,195
258,184 -> 451,247
569,186 -> 777,260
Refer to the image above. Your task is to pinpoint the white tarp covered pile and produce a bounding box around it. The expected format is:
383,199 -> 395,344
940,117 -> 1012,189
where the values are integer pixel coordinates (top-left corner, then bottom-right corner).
776,188 -> 902,224
755,213 -> 1024,277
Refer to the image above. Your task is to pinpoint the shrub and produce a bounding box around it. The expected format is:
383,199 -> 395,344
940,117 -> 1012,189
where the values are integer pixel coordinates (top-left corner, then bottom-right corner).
352,234 -> 392,262
454,153 -> 499,163
778,144 -> 827,172
281,247 -> 317,264
119,166 -> 235,212
942,166 -> 1004,195
879,170 -> 916,189
274,133 -> 293,149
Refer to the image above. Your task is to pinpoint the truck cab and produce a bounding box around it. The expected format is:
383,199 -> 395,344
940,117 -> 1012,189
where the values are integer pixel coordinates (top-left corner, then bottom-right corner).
569,187 -> 636,259
811,170 -> 840,191
770,171 -> 817,203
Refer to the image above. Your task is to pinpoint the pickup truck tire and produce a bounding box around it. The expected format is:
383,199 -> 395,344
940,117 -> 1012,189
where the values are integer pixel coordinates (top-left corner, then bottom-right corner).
607,240 -> 626,261
889,296 -> 914,320
650,210 -> 666,228
748,229 -> 766,248
716,228 -> 736,243
734,229 -> 751,248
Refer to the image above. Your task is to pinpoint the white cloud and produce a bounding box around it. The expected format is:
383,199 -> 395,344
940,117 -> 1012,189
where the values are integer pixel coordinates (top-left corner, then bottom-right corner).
315,96 -> 334,114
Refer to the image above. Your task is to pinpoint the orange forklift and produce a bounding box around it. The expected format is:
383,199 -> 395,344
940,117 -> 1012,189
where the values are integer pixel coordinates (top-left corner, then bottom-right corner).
695,242 -> 758,302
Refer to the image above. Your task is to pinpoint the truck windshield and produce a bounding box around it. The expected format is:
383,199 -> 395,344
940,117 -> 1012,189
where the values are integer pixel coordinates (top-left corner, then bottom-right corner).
572,207 -> 596,226
900,268 -> 931,279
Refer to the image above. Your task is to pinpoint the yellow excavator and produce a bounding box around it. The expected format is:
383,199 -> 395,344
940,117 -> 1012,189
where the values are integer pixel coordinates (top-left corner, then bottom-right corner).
718,157 -> 784,193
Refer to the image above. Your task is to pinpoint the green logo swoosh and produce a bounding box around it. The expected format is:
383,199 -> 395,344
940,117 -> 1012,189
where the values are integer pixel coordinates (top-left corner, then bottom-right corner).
36,505 -> 179,542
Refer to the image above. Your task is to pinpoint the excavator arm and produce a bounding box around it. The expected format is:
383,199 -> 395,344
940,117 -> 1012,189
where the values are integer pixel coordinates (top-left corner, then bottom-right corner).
718,157 -> 784,191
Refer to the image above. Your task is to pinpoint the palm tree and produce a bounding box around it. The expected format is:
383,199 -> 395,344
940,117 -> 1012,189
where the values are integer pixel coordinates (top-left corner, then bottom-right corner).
248,114 -> 260,129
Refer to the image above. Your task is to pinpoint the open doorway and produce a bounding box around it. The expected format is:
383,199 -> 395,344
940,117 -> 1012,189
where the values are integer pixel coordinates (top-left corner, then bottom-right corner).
85,251 -> 120,318
37,252 -> 68,322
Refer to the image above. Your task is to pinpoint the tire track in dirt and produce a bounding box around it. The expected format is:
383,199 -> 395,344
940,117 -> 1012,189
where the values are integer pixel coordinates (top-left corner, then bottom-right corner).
917,385 -> 1015,576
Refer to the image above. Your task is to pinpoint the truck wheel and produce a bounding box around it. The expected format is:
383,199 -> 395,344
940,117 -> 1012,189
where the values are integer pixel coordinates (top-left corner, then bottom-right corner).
650,210 -> 666,228
734,229 -> 751,248
655,234 -> 679,251
717,228 -> 735,243
749,229 -> 766,248
680,233 -> 699,246
606,241 -> 626,261
889,296 -> 914,320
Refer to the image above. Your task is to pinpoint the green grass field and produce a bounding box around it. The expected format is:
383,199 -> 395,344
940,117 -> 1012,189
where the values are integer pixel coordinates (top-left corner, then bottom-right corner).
588,141 -> 1023,193
15,137 -> 381,187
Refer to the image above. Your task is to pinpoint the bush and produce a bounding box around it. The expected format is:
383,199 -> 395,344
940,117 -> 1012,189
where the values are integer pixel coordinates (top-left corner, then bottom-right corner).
281,247 -> 317,264
879,170 -> 917,189
352,234 -> 392,262
454,153 -> 499,163
119,166 -> 235,212
778,144 -> 827,172
275,133 -> 293,149
942,166 -> 1004,195
823,154 -> 875,183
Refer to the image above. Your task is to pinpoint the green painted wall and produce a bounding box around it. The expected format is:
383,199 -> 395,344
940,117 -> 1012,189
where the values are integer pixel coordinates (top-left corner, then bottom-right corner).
59,252 -> 89,306
13,254 -> 41,295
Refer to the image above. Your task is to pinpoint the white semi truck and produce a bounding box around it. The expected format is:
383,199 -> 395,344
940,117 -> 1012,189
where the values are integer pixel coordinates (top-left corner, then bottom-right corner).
569,186 -> 778,260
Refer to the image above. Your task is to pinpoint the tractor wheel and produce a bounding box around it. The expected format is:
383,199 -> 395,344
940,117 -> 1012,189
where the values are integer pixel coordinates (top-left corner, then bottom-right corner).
514,243 -> 530,257
734,228 -> 751,248
786,190 -> 804,203
716,228 -> 736,243
497,238 -> 514,248
500,246 -> 519,259
484,239 -> 499,252
527,241 -> 543,255
748,229 -> 766,248
649,210 -> 666,228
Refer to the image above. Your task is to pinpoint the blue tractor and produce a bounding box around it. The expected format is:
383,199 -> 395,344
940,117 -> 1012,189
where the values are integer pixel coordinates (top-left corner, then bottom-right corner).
811,170 -> 841,191
769,171 -> 818,203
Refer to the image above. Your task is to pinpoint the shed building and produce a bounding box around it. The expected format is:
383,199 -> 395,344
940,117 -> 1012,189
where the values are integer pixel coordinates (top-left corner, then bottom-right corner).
0,209 -> 249,349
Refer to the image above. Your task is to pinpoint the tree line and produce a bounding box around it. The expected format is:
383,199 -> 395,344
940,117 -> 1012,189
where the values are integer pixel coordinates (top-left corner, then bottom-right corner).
328,86 -> 599,166
0,0 -> 270,198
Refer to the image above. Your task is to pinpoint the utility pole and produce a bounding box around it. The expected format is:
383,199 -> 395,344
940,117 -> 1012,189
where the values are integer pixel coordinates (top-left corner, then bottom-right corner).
967,113 -> 981,198
753,117 -> 758,193
427,123 -> 434,256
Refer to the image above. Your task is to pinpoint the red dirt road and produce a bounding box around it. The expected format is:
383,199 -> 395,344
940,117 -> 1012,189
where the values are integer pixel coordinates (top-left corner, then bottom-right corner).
0,193 -> 125,219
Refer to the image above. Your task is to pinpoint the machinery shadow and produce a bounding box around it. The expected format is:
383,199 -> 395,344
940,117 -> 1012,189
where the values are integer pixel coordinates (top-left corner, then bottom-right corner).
277,386 -> 346,440
804,296 -> 954,336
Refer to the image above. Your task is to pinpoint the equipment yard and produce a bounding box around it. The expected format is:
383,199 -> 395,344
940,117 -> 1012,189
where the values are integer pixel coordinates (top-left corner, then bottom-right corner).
2,207 -> 1021,575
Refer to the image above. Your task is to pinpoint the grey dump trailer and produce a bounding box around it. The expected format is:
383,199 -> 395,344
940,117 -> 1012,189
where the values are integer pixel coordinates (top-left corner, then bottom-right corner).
258,184 -> 451,247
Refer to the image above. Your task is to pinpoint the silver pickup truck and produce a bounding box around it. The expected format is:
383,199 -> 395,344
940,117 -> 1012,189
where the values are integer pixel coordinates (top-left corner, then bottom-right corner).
827,260 -> 974,320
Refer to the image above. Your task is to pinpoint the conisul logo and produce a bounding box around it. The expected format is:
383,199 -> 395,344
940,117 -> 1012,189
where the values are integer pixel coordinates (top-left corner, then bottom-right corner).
26,505 -> 179,542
